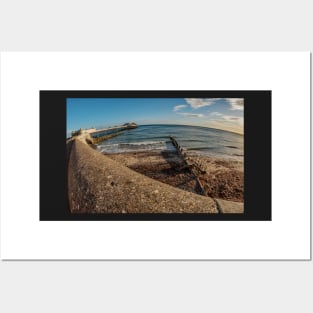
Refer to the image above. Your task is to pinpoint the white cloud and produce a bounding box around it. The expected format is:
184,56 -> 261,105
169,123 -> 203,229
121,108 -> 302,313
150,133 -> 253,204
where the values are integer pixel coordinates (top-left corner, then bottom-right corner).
208,115 -> 244,134
185,98 -> 220,109
178,112 -> 204,118
210,111 -> 223,116
210,113 -> 243,125
222,115 -> 242,121
173,104 -> 187,112
205,120 -> 244,135
226,98 -> 244,111
211,114 -> 243,123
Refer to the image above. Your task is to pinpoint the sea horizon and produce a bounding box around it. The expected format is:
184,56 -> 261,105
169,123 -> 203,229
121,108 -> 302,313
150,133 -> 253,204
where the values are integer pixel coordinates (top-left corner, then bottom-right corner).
96,124 -> 244,160
67,122 -> 244,138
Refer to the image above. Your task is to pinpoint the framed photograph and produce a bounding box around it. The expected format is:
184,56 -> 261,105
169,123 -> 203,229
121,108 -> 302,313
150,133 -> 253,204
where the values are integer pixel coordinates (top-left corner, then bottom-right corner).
40,91 -> 271,221
1,52 -> 310,260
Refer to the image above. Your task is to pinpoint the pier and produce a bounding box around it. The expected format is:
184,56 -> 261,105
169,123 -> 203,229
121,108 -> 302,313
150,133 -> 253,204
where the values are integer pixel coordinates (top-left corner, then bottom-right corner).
90,122 -> 137,137
70,122 -> 138,145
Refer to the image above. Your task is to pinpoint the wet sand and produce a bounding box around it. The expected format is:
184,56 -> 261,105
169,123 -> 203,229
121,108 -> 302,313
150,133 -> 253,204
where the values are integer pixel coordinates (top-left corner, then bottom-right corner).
105,150 -> 244,202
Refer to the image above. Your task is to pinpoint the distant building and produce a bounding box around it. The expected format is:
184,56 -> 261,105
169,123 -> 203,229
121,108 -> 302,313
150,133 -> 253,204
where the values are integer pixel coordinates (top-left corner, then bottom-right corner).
123,122 -> 137,128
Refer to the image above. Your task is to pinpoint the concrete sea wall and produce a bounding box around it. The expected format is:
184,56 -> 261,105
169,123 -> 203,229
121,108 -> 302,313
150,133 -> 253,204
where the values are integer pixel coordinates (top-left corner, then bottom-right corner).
67,139 -> 219,213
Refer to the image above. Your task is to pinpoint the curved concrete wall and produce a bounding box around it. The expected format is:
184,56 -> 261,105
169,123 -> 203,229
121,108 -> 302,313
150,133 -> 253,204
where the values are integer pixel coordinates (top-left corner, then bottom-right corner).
67,139 -> 218,214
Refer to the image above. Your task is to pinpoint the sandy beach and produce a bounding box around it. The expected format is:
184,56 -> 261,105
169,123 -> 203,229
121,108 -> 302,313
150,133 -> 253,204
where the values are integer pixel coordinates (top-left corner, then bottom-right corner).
105,150 -> 244,202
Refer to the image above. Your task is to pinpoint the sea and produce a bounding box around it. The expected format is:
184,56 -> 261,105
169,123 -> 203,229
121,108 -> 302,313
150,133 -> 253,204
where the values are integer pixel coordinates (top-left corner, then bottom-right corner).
96,124 -> 243,160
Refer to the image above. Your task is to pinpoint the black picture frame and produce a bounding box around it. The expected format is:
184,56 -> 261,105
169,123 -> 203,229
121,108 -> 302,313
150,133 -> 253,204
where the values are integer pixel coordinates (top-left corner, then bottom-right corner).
40,90 -> 271,221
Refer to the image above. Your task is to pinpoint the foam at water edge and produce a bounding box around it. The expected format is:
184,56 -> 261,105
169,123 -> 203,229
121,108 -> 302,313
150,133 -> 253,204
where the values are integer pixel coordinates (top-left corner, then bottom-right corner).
98,140 -> 176,153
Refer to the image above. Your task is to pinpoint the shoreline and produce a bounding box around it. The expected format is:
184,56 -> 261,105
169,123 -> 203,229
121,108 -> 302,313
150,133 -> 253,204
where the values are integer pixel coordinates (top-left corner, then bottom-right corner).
68,140 -> 219,213
104,149 -> 244,202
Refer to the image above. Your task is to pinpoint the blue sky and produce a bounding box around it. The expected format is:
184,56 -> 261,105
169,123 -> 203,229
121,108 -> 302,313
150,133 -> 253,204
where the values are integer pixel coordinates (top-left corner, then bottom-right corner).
67,98 -> 244,135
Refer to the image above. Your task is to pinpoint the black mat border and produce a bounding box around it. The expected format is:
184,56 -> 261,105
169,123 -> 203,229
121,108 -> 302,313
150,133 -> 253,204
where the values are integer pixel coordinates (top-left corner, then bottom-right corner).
40,90 -> 271,221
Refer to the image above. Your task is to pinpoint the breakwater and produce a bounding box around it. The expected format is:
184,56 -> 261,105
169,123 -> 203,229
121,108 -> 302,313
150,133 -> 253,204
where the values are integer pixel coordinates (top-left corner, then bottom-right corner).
170,136 -> 207,196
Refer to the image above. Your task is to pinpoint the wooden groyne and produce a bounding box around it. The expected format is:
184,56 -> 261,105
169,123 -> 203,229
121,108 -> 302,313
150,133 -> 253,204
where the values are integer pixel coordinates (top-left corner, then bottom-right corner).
169,136 -> 207,196
169,136 -> 244,213
169,136 -> 185,158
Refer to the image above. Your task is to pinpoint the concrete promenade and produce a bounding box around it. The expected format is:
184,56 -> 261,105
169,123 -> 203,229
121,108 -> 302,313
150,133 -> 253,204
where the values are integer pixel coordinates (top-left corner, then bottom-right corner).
68,139 -> 219,213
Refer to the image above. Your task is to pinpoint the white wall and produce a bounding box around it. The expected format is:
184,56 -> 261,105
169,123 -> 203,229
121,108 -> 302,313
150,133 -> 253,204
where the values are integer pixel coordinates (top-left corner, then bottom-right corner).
0,1 -> 312,313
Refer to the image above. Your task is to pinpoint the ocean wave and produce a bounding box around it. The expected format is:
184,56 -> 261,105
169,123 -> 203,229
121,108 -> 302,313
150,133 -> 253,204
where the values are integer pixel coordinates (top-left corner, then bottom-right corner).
94,124 -> 244,157
119,141 -> 165,146
98,140 -> 176,153
186,147 -> 215,151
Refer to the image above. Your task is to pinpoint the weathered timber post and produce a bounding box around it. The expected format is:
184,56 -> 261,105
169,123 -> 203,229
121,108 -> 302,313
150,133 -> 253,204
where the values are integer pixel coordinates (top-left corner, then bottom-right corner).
169,136 -> 207,196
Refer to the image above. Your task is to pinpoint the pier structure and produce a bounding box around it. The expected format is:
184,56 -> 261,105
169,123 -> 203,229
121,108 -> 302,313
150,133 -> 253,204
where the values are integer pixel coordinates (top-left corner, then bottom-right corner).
90,122 -> 137,137
69,122 -> 138,145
